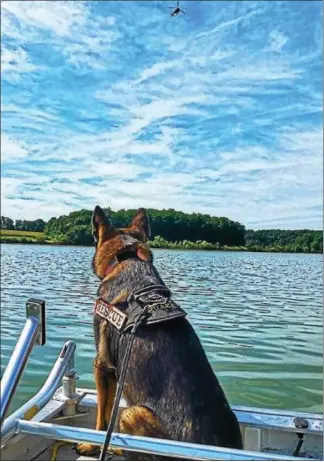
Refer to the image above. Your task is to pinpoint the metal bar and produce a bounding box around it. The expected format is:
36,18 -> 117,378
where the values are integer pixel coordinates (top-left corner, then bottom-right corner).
25,299 -> 46,346
77,390 -> 323,435
1,340 -> 76,445
0,317 -> 40,427
233,405 -> 323,420
234,408 -> 322,434
16,421 -> 312,461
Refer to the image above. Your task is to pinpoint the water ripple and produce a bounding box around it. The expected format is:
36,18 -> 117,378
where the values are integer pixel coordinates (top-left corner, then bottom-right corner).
0,244 -> 322,414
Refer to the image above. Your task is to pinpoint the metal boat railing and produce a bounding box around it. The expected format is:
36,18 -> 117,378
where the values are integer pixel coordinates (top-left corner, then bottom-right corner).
0,299 -> 46,427
1,340 -> 76,445
15,420 -> 313,461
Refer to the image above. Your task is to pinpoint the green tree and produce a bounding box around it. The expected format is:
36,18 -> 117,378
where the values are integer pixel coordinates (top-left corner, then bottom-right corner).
1,216 -> 14,230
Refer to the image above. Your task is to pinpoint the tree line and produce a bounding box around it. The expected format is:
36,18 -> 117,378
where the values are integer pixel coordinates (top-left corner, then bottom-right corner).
1,210 -> 322,253
1,216 -> 46,232
43,208 -> 246,247
245,229 -> 323,253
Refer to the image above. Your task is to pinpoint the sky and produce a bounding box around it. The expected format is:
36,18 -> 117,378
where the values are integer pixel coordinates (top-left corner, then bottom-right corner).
1,1 -> 323,230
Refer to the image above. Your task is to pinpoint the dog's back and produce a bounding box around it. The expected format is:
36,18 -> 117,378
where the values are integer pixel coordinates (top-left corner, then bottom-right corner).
125,321 -> 242,447
101,258 -> 243,449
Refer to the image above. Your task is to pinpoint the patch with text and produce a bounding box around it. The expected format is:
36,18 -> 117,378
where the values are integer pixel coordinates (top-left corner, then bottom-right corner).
95,299 -> 127,331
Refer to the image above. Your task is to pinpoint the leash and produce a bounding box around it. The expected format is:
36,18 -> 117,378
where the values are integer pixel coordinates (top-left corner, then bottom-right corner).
99,307 -> 149,461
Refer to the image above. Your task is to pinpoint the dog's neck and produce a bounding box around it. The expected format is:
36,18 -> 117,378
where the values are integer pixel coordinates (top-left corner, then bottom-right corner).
102,243 -> 153,279
104,250 -> 139,277
98,253 -> 163,307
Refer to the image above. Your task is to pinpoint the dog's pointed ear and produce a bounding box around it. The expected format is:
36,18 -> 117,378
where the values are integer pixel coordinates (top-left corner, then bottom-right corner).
92,205 -> 111,236
130,208 -> 150,242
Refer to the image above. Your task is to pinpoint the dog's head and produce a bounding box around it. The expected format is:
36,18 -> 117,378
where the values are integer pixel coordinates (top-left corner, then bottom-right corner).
91,205 -> 152,279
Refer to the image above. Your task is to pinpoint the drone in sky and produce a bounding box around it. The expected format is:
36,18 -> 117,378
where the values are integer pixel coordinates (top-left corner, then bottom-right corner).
169,1 -> 185,17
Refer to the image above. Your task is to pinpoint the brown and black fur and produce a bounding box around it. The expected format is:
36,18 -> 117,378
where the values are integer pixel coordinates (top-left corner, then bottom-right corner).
77,206 -> 243,459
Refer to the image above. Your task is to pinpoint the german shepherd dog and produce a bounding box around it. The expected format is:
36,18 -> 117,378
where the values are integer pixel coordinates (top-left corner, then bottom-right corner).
76,206 -> 243,458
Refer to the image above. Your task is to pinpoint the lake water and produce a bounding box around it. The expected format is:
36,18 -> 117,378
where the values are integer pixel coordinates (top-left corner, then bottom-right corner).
1,244 -> 322,415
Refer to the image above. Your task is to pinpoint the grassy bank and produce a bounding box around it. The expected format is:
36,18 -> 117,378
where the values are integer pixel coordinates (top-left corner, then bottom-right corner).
148,236 -> 321,253
0,229 -> 47,244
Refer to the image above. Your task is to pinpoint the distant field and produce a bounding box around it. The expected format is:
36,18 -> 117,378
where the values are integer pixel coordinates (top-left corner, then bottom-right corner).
0,229 -> 45,242
1,229 -> 44,238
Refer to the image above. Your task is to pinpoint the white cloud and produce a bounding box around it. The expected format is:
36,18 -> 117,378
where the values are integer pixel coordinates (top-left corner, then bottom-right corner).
1,1 -> 119,72
1,1 -> 89,37
1,46 -> 38,75
279,128 -> 323,154
1,134 -> 28,162
213,62 -> 301,83
195,7 -> 263,41
267,30 -> 288,53
1,103 -> 58,122
136,60 -> 179,84
1,177 -> 22,197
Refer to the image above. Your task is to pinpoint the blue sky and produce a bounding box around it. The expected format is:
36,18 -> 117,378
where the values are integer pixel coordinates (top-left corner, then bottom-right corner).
1,1 -> 322,229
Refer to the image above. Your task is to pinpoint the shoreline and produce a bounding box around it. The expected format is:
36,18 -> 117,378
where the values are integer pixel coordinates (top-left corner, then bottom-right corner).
2,209 -> 322,255
1,239 -> 322,255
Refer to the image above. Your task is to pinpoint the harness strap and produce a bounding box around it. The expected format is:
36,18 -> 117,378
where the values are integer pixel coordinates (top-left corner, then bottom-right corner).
99,307 -> 149,461
103,247 -> 141,277
133,284 -> 171,299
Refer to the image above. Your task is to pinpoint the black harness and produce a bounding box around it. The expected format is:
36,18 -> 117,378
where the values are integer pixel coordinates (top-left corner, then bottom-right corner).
126,284 -> 186,329
95,284 -> 186,460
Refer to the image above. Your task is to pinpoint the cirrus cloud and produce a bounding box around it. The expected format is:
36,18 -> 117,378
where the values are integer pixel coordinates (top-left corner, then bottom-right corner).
1,1 -> 322,229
